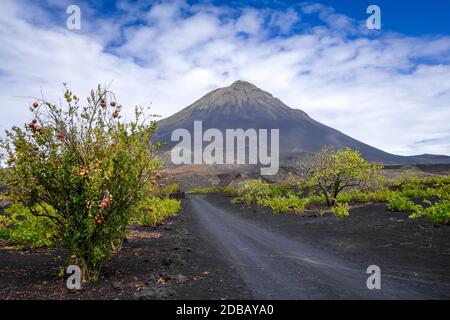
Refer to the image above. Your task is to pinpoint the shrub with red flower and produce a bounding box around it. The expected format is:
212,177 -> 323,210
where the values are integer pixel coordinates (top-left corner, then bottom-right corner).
0,84 -> 162,281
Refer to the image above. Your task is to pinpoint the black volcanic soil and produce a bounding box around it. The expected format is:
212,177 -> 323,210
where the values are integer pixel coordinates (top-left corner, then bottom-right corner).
0,201 -> 252,300
1,193 -> 449,299
202,193 -> 450,298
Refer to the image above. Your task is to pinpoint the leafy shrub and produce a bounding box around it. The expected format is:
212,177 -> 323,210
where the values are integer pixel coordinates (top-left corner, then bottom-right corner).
331,202 -> 350,218
259,194 -> 309,213
0,204 -> 60,248
291,178 -> 316,195
158,183 -> 181,198
391,173 -> 450,199
386,174 -> 450,223
400,184 -> 437,198
403,174 -> 450,187
0,85 -> 161,281
386,193 -> 421,213
231,180 -> 312,213
336,189 -> 393,204
223,186 -> 236,196
234,179 -> 273,206
436,184 -> 450,200
396,171 -> 420,186
408,183 -> 450,224
134,198 -> 181,227
307,146 -> 384,206
409,200 -> 450,224
289,196 -> 310,212
187,186 -> 224,194
306,194 -> 327,205
269,183 -> 292,197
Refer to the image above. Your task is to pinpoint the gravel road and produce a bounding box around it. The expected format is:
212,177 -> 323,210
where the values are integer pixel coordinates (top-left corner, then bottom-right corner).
190,194 -> 446,299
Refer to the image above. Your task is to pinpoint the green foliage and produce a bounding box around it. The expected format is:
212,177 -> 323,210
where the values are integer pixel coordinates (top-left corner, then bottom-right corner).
436,184 -> 450,200
391,172 -> 450,199
226,155 -> 448,222
392,172 -> 450,188
0,85 -> 162,281
259,194 -> 309,213
306,194 -> 327,205
134,197 -> 181,227
387,174 -> 450,224
393,170 -> 420,187
233,179 -> 274,206
331,202 -> 350,218
187,186 -> 225,194
409,200 -> 450,224
0,204 -> 60,248
291,178 -> 315,194
336,189 -> 393,204
157,183 -> 181,198
308,146 -> 384,206
421,175 -> 450,185
400,183 -> 437,198
230,179 -> 311,213
386,193 -> 421,213
408,181 -> 450,224
269,183 -> 292,197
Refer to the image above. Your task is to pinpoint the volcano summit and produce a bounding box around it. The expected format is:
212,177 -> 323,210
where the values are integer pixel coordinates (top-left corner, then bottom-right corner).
154,81 -> 450,166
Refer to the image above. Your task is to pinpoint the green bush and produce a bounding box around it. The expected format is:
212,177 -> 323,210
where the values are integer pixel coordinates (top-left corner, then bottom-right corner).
331,202 -> 350,218
409,200 -> 450,224
400,184 -> 437,198
436,184 -> 450,200
390,173 -> 450,199
306,194 -> 327,205
232,179 -> 300,206
159,183 -> 181,198
387,175 -> 450,224
269,183 -> 292,197
223,186 -> 237,196
308,146 -> 384,207
134,198 -> 180,227
386,193 -> 421,213
292,178 -> 316,195
396,171 -> 420,186
234,179 -> 273,206
0,204 -> 60,248
0,85 -> 162,281
187,186 -> 224,194
336,189 -> 393,204
259,194 -> 309,213
412,175 -> 450,186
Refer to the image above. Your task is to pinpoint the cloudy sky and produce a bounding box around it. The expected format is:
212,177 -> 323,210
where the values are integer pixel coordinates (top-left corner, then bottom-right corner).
0,0 -> 449,156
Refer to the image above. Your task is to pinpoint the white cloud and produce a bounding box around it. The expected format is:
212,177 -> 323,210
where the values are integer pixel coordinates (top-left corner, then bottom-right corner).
235,8 -> 263,35
268,7 -> 300,34
0,0 -> 449,156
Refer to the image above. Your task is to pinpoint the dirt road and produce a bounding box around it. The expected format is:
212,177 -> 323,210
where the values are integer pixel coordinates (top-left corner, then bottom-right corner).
1,193 -> 448,299
189,194 -> 450,299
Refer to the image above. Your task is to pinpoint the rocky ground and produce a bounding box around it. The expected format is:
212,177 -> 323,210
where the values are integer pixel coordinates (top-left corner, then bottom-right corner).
1,192 -> 449,299
0,200 -> 252,300
188,193 -> 450,299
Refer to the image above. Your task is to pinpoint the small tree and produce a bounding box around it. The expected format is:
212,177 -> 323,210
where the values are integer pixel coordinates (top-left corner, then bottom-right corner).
0,84 -> 162,281
308,146 -> 383,206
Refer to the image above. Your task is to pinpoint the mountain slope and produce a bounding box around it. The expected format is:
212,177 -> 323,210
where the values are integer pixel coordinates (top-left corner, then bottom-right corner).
154,81 -> 450,165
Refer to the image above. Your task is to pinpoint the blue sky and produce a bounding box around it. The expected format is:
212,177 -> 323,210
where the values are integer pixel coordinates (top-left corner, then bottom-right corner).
0,0 -> 449,156
42,0 -> 450,36
212,0 -> 450,35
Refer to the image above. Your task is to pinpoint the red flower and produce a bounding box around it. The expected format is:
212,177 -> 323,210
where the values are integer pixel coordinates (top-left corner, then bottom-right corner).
100,197 -> 110,208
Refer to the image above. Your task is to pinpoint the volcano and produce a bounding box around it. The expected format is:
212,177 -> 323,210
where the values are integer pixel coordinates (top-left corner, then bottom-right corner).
154,80 -> 450,166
